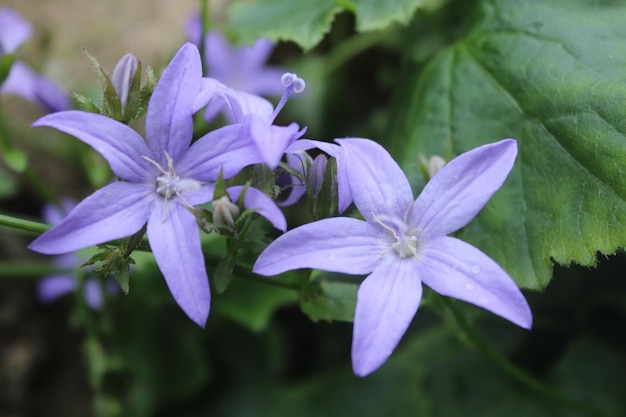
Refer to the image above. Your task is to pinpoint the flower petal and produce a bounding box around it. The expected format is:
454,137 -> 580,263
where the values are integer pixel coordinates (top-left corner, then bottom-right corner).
32,111 -> 154,182
420,236 -> 532,329
0,8 -> 31,53
253,217 -> 383,276
227,185 -> 287,231
352,256 -> 423,377
146,43 -> 201,163
2,61 -> 70,113
336,138 -> 413,222
37,275 -> 75,303
410,139 -> 517,238
278,152 -> 309,207
28,182 -> 155,254
147,202 -> 210,327
250,116 -> 301,168
177,124 -> 263,180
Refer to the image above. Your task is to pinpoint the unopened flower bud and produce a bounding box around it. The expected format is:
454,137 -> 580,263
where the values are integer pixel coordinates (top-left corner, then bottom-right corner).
111,53 -> 138,114
308,154 -> 328,197
427,155 -> 446,178
212,196 -> 240,229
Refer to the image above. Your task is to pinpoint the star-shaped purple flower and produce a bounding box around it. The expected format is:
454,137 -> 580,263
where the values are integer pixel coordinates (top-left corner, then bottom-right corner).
253,138 -> 532,376
0,7 -> 70,112
28,43 -> 264,327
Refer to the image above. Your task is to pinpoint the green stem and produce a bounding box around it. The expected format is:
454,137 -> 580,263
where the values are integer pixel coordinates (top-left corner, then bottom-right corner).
323,31 -> 387,75
439,297 -> 613,417
0,262 -> 72,278
0,213 -> 49,234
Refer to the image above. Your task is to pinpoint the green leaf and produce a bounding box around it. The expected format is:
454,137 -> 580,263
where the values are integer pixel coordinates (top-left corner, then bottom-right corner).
227,0 -> 428,51
228,0 -> 342,51
300,273 -> 358,322
212,277 -> 298,332
352,0 -> 426,31
389,0 -> 626,290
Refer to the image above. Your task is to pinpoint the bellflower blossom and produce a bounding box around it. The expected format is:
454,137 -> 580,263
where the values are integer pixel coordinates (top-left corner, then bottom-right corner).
0,8 -> 70,112
254,138 -> 532,376
36,200 -> 118,310
28,43 -> 270,327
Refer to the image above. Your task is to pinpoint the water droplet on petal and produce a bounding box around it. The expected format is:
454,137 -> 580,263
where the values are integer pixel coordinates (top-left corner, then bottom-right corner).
471,265 -> 481,274
464,283 -> 475,291
328,254 -> 337,261
184,62 -> 190,69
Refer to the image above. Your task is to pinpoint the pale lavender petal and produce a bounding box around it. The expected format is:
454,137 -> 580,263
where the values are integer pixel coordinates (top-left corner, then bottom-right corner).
193,78 -> 274,123
204,30 -> 234,80
29,182 -> 155,254
336,138 -> 413,221
286,139 -> 353,213
147,202 -> 210,327
43,198 -> 76,226
253,218 -> 383,276
237,38 -> 274,71
111,53 -> 138,113
177,124 -> 263,180
37,275 -> 75,303
410,139 -> 517,238
420,236 -> 532,329
278,152 -> 309,207
250,116 -> 301,168
0,8 -> 32,54
33,111 -> 154,182
146,43 -> 201,163
2,61 -> 71,112
243,66 -> 285,97
352,256 -> 423,377
182,182 -> 215,206
83,279 -> 104,309
186,14 -> 202,47
227,185 -> 286,231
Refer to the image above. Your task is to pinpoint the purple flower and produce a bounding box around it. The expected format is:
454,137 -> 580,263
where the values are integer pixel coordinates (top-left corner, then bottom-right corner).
28,43 -> 264,327
111,53 -> 139,115
253,138 -> 532,376
195,73 -> 306,169
36,200 -> 118,310
0,8 -> 70,112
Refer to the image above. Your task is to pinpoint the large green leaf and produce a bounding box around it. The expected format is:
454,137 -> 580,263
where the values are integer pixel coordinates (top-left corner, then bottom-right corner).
227,0 -> 426,51
390,0 -> 626,290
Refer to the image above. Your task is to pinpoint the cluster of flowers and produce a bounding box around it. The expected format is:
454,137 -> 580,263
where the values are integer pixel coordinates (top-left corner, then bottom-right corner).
5,11 -> 532,377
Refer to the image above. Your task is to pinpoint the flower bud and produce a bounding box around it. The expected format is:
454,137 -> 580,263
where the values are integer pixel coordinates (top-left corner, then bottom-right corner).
212,196 -> 240,229
111,53 -> 138,114
427,155 -> 446,178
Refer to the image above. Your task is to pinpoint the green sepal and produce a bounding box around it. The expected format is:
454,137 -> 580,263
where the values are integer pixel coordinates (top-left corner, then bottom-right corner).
213,251 -> 236,294
72,92 -> 102,114
300,271 -> 358,322
0,53 -> 15,85
212,169 -> 228,200
82,245 -> 135,294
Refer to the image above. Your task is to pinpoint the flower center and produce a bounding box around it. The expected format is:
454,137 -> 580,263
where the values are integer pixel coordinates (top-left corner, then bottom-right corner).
372,212 -> 419,260
142,152 -> 203,220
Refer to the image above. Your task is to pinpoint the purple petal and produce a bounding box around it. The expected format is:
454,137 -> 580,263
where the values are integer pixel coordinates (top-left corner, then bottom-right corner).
0,8 -> 32,54
2,61 -> 71,113
186,14 -> 202,47
420,236 -> 532,329
410,139 -> 517,238
83,279 -> 104,310
204,30 -> 234,80
147,202 -> 210,327
336,138 -> 413,221
236,38 -> 274,71
177,124 -> 263,180
352,256 -> 423,377
278,152 -> 310,207
194,78 -> 274,123
37,275 -> 75,303
287,139 -> 352,213
250,117 -> 301,169
227,185 -> 287,231
29,182 -> 155,254
33,111 -> 154,182
146,43 -> 201,164
253,218 -> 383,276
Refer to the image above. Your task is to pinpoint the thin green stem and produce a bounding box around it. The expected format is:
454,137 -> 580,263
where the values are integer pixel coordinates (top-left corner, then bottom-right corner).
0,213 -> 49,234
0,262 -> 72,278
439,297 -> 613,417
323,31 -> 387,75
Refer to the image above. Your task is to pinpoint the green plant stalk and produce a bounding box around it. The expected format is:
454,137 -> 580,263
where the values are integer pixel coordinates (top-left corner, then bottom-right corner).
0,213 -> 50,234
438,297 -> 613,417
0,262 -> 73,278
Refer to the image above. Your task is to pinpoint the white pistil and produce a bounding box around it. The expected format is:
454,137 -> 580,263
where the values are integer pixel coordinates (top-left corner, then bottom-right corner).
372,212 -> 419,261
142,152 -> 203,221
